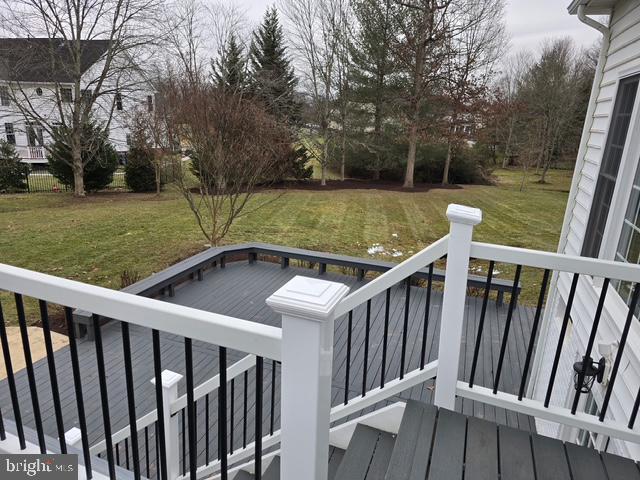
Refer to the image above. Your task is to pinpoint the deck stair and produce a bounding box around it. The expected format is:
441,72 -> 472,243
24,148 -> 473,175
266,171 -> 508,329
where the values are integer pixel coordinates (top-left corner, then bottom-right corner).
232,400 -> 640,480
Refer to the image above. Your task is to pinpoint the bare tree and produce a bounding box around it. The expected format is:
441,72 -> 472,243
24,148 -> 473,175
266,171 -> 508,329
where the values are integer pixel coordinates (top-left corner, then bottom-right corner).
163,76 -> 292,245
1,0 -> 163,196
281,0 -> 343,186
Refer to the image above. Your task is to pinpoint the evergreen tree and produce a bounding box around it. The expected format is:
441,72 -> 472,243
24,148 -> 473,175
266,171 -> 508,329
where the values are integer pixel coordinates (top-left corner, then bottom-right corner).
212,33 -> 248,92
249,7 -> 299,122
0,140 -> 29,192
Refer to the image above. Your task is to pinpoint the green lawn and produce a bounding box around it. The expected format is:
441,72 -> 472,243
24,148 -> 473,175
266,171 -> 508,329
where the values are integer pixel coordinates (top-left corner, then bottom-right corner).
0,168 -> 572,323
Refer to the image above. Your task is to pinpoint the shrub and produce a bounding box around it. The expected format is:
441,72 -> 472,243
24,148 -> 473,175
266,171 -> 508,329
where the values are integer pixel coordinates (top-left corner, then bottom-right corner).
286,144 -> 313,181
0,141 -> 29,192
47,122 -> 118,192
125,146 -> 157,192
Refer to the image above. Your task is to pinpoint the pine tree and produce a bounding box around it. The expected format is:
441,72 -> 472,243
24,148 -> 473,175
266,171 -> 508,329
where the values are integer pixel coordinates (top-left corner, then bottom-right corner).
212,33 -> 248,92
249,7 -> 299,122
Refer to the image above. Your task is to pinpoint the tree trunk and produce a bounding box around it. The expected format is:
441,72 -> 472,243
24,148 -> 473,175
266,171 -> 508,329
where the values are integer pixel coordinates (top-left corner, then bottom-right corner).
442,140 -> 452,185
404,122 -> 417,189
340,130 -> 346,181
321,139 -> 328,186
71,138 -> 85,197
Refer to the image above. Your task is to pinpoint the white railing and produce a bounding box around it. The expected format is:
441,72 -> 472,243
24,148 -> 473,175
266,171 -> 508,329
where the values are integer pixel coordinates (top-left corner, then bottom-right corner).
3,202 -> 640,479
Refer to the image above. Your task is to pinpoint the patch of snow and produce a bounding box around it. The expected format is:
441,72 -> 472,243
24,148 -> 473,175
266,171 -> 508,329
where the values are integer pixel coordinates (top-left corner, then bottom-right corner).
368,244 -> 385,255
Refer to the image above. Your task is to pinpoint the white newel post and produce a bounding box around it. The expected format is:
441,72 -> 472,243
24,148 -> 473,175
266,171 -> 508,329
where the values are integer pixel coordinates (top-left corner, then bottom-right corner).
267,276 -> 349,480
151,370 -> 183,480
434,204 -> 482,410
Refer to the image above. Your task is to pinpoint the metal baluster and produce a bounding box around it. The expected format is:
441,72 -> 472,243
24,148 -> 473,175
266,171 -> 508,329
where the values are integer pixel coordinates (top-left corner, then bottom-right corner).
345,311 -> 352,405
121,322 -> 141,479
15,294 -> 46,452
185,338 -> 197,480
230,379 -> 235,454
381,289 -> 390,387
518,269 -> 551,400
571,279 -> 610,414
255,357 -> 263,480
39,301 -> 66,453
0,301 -> 25,449
401,278 -> 411,379
93,314 -> 116,478
545,273 -> 580,407
145,426 -> 150,479
155,422 -> 160,480
181,409 -> 186,475
116,442 -> 121,466
125,437 -> 130,470
420,264 -> 434,370
243,371 -> 248,449
152,329 -> 168,480
205,394 -> 210,464
270,360 -> 276,435
65,307 -> 92,478
469,261 -> 494,387
362,299 -> 371,396
219,347 -> 228,480
601,284 -> 639,421
493,265 -> 523,394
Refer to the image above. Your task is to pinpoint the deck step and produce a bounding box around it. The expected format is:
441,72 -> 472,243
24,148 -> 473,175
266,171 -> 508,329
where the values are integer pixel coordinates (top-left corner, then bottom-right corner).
385,400 -> 438,480
334,424 -> 396,480
263,456 -> 280,480
329,448 -> 345,480
233,471 -> 254,480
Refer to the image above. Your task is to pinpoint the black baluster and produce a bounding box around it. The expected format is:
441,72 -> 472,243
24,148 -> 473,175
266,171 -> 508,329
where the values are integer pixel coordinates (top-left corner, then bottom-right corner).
125,437 -> 130,470
65,307 -> 92,478
601,284 -> 640,421
545,273 -> 580,407
230,378 -> 235,454
0,301 -> 25,449
345,311 -> 352,405
145,426 -> 150,479
243,371 -> 248,449
493,265 -> 522,394
15,294 -> 46,453
255,357 -> 263,480
185,338 -> 197,480
381,289 -> 390,387
93,314 -> 116,478
518,269 -> 551,400
39,301 -> 66,453
205,394 -> 210,464
116,442 -> 121,466
121,322 -> 141,479
362,300 -> 371,396
401,278 -> 411,379
270,360 -> 276,435
219,347 -> 228,480
572,279 -> 610,414
469,261 -> 494,388
152,329 -> 168,480
181,409 -> 186,474
420,264 -> 434,370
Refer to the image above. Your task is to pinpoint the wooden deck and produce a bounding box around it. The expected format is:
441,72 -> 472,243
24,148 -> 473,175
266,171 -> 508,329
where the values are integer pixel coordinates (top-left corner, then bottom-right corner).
0,259 -> 538,475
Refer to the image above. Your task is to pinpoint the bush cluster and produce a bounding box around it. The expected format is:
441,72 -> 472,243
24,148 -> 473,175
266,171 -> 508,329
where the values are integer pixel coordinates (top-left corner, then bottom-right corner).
0,141 -> 29,192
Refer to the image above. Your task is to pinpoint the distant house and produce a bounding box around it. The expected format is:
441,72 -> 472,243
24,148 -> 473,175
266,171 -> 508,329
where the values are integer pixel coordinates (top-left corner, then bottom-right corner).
530,0 -> 640,458
0,38 -> 154,165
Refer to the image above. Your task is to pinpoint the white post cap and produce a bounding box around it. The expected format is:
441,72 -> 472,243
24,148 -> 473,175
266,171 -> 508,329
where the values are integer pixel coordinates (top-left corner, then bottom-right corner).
150,369 -> 183,388
267,275 -> 350,322
446,204 -> 482,226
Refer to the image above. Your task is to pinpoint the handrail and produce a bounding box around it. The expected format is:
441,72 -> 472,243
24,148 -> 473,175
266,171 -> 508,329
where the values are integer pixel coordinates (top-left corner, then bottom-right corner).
470,242 -> 640,283
89,354 -> 256,455
334,235 -> 449,317
0,263 -> 282,360
170,354 -> 255,415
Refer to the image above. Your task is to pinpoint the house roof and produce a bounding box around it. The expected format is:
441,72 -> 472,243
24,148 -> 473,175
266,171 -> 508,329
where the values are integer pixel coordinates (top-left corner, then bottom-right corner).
568,0 -> 616,15
0,38 -> 110,83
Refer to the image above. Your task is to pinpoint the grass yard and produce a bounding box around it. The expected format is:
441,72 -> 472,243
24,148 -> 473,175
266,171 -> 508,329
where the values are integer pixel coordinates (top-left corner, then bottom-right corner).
0,168 -> 572,323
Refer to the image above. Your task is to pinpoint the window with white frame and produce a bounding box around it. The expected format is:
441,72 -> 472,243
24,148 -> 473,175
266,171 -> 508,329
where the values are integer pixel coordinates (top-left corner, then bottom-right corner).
582,74 -> 640,258
614,160 -> 640,317
4,123 -> 15,145
60,87 -> 72,103
576,393 -> 610,451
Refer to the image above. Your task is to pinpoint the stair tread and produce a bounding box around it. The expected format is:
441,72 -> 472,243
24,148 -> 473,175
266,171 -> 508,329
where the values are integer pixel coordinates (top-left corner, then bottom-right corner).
233,471 -> 254,480
385,400 -> 438,480
335,424 -> 395,480
263,456 -> 280,480
366,430 -> 396,480
329,448 -> 346,480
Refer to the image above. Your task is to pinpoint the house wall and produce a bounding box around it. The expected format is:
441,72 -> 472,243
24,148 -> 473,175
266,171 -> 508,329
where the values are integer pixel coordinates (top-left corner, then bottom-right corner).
0,59 -> 154,162
531,0 -> 640,459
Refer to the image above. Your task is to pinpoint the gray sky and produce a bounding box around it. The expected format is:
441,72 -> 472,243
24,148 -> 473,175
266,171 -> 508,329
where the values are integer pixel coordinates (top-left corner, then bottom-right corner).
243,0 -> 602,55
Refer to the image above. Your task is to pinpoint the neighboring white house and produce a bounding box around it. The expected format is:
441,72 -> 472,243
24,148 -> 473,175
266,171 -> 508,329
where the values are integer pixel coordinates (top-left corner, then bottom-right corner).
0,38 -> 154,165
529,0 -> 640,459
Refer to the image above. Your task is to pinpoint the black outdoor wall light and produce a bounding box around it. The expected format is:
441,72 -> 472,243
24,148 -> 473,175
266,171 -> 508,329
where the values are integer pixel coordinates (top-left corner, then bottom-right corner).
573,356 -> 606,393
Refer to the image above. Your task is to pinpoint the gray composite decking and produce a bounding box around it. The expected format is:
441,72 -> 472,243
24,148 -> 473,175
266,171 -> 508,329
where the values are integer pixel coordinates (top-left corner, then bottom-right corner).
0,259 -> 537,477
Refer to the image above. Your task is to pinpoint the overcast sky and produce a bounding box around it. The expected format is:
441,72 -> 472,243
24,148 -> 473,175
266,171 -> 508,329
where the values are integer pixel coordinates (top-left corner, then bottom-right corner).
243,0 -> 602,55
